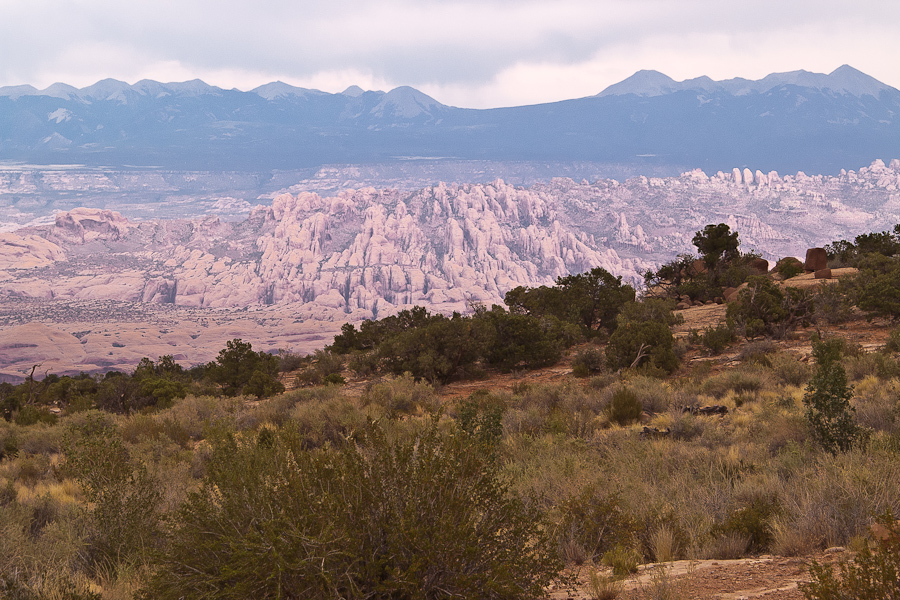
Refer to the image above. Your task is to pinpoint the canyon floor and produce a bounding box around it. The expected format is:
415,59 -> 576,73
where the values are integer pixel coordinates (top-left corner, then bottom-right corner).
0,296 -> 343,381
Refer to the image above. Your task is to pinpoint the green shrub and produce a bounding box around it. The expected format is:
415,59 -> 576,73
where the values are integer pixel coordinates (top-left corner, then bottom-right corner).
206,339 -> 284,398
506,266 -> 635,333
478,308 -> 567,372
710,497 -> 779,554
885,325 -> 900,353
376,313 -> 480,382
852,254 -> 900,319
557,486 -> 638,563
803,338 -> 862,455
323,372 -> 346,385
727,276 -> 814,339
295,349 -> 345,386
13,406 -> 58,427
607,388 -> 643,425
803,513 -> 900,600
700,322 -> 736,355
775,257 -> 804,279
144,419 -> 561,599
348,351 -> 379,377
693,223 -> 740,268
63,414 -> 162,572
606,312 -> 679,375
572,347 -> 606,377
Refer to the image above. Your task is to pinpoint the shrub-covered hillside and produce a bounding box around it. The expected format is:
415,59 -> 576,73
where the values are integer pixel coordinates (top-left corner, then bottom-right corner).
2,223 -> 900,599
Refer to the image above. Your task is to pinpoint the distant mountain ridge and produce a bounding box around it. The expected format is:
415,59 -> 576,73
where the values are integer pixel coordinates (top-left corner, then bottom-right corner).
1,66 -> 898,174
596,65 -> 895,98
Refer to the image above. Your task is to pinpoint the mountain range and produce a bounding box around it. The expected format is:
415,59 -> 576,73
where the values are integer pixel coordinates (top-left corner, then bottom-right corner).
1,66 -> 898,175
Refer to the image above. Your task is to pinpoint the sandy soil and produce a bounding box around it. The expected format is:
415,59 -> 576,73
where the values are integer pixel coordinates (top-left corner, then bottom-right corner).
549,550 -> 849,599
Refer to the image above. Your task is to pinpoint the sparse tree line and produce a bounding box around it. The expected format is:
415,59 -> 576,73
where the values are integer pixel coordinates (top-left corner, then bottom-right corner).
1,339 -> 285,425
1,222 -> 900,599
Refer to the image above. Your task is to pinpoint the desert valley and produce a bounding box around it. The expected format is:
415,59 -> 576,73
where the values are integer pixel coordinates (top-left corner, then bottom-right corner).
2,44 -> 900,600
1,158 -> 899,379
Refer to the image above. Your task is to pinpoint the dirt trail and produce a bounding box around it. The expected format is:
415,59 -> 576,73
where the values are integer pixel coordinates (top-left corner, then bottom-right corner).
549,550 -> 849,599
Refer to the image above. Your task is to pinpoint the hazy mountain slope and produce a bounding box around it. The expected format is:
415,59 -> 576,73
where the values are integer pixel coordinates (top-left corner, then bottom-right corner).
1,67 -> 898,174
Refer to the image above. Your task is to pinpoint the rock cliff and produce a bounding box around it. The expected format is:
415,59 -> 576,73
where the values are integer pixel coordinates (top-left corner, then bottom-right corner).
1,159 -> 899,324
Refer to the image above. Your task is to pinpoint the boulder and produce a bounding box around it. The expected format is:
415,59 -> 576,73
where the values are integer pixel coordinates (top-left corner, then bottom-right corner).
749,257 -> 769,275
776,256 -> 804,277
676,301 -> 691,310
805,247 -> 828,272
723,287 -> 739,302
814,268 -> 832,279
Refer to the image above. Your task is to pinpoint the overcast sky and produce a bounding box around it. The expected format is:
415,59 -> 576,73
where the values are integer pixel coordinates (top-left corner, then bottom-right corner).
1,0 -> 898,109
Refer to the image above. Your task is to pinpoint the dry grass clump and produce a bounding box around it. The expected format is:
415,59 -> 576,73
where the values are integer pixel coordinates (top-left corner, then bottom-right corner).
587,568 -> 622,600
700,368 -> 767,399
361,372 -> 439,417
235,387 -> 340,430
649,524 -> 679,563
0,497 -> 89,597
289,390 -> 375,447
636,563 -> 686,600
504,382 -> 604,437
121,414 -> 191,448
852,376 -> 900,434
622,376 -> 672,414
835,343 -> 900,382
151,395 -> 241,440
737,340 -> 778,362
703,532 -> 750,559
768,351 -> 812,386
772,447 -> 900,550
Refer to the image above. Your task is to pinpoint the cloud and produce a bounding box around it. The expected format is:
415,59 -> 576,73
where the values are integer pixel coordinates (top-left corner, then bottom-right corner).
1,0 -> 899,108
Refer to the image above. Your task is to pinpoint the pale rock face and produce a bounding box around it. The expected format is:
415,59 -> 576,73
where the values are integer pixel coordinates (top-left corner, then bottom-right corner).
0,322 -> 86,367
52,208 -> 133,243
2,159 -> 900,326
0,234 -> 66,269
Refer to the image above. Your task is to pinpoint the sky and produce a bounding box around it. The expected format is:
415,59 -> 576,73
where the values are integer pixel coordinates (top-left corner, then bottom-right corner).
1,0 -> 899,109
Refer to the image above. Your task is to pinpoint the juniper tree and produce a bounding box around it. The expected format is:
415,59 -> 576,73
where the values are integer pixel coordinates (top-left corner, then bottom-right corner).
803,338 -> 861,455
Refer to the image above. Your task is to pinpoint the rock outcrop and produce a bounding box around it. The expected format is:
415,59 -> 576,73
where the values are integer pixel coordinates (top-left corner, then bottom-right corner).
2,159 -> 900,324
0,181 -> 652,320
804,248 -> 828,272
